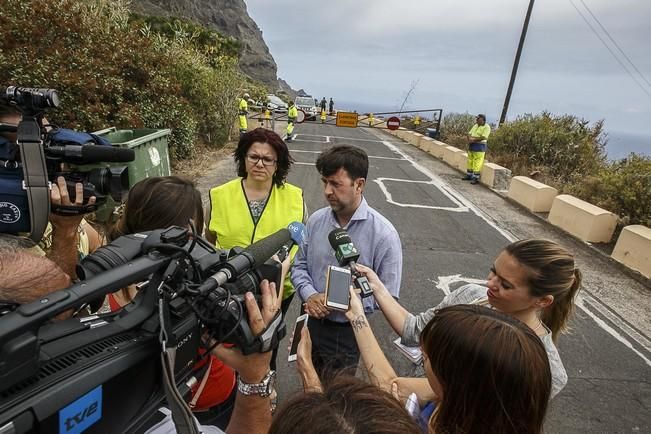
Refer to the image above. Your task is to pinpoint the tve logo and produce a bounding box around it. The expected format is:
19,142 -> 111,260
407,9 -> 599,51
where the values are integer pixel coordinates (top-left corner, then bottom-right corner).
59,385 -> 102,434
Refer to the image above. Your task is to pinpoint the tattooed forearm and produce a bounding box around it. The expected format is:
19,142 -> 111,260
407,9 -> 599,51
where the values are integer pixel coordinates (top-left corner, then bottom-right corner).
351,315 -> 368,331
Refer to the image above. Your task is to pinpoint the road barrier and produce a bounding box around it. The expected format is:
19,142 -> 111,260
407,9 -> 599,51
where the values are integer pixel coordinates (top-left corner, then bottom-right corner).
548,195 -> 618,243
387,127 -> 649,278
454,151 -> 469,171
442,146 -> 465,167
612,225 -> 651,278
480,162 -> 512,190
508,176 -> 558,212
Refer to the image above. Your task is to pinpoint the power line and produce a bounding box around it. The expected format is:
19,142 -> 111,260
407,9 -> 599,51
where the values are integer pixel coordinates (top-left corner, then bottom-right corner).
568,0 -> 651,99
579,0 -> 651,89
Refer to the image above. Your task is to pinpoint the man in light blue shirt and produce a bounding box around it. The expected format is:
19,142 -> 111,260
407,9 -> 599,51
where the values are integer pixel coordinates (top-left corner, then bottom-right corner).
291,145 -> 402,378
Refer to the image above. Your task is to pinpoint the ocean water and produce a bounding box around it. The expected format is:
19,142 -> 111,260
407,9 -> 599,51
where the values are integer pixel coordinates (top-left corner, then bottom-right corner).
335,100 -> 649,160
604,131 -> 650,160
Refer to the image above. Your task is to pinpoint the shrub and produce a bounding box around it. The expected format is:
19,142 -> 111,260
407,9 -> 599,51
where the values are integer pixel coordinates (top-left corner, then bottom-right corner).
488,112 -> 607,186
569,154 -> 651,228
440,112 -> 476,147
0,0 -> 249,160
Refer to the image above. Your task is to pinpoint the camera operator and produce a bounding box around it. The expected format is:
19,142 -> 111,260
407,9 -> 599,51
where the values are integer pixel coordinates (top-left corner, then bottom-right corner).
0,101 -> 103,280
0,233 -> 72,319
107,176 -> 238,429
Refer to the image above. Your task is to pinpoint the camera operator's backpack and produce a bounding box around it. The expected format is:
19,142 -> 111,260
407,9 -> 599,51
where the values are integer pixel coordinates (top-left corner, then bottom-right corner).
46,128 -> 113,147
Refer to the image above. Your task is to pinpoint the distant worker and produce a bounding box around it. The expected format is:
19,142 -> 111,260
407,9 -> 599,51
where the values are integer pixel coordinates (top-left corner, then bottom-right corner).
238,93 -> 249,136
463,113 -> 491,184
320,109 -> 326,123
368,112 -> 374,127
329,98 -> 334,115
320,97 -> 327,112
265,104 -> 272,128
286,101 -> 298,142
413,114 -> 421,127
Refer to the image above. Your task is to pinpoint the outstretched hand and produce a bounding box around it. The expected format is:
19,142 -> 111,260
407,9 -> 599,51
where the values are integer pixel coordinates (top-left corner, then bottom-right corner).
211,279 -> 280,382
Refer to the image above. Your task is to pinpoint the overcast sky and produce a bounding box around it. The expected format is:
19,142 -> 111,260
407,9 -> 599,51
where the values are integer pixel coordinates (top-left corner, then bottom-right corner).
245,0 -> 650,152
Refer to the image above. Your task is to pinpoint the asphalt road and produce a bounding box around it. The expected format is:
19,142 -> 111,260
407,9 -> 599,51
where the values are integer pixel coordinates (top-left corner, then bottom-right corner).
199,121 -> 650,432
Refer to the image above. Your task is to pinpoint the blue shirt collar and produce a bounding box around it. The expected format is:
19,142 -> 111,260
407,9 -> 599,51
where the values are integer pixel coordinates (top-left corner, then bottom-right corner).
328,196 -> 369,228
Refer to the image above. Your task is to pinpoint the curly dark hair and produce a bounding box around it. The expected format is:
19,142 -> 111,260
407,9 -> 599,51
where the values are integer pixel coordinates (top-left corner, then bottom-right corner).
234,128 -> 294,187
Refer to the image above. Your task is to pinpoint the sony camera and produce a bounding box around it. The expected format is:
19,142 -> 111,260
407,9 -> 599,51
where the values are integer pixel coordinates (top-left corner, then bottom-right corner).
0,224 -> 295,433
0,86 -> 133,236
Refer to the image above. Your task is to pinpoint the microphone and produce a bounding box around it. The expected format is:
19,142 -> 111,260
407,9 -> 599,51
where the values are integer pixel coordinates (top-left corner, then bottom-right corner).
46,145 -> 136,163
327,228 -> 373,298
277,221 -> 306,261
199,227 -> 293,293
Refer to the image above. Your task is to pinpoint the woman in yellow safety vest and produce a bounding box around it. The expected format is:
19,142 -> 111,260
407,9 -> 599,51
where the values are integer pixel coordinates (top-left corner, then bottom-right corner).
205,127 -> 306,371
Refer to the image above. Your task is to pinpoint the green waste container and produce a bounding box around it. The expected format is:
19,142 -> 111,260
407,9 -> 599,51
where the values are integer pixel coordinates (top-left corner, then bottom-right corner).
91,127 -> 172,222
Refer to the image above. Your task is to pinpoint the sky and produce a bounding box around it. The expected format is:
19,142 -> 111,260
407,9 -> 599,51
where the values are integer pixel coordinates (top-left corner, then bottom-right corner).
244,0 -> 650,157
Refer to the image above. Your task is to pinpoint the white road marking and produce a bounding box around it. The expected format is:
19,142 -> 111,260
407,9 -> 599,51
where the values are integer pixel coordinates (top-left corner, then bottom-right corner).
297,133 -> 384,143
291,149 -> 404,161
576,296 -> 651,366
370,131 -> 651,365
434,274 -> 487,296
375,177 -> 468,211
380,139 -> 517,241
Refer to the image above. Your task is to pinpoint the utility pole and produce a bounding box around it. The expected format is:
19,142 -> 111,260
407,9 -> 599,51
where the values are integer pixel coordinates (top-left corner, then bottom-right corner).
499,0 -> 536,125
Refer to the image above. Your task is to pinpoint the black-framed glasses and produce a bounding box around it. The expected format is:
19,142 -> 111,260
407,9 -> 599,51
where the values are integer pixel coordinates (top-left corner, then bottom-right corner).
246,154 -> 276,166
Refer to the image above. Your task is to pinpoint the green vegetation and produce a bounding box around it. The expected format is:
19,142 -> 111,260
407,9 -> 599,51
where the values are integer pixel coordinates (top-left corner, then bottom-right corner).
0,0 -> 258,160
441,111 -> 651,230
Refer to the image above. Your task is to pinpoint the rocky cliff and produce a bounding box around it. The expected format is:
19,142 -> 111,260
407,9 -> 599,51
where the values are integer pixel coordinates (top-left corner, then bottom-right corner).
130,0 -> 281,88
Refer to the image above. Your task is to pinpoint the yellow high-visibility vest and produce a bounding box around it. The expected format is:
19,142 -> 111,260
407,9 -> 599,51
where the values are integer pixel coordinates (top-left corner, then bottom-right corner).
209,178 -> 305,299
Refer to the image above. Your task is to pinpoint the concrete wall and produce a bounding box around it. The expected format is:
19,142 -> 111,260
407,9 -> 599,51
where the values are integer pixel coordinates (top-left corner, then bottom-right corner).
548,194 -> 618,243
612,225 -> 651,278
508,176 -> 558,212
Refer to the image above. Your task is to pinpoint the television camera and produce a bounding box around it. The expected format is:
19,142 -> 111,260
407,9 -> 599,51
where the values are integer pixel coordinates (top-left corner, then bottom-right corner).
0,222 -> 300,433
0,86 -> 134,240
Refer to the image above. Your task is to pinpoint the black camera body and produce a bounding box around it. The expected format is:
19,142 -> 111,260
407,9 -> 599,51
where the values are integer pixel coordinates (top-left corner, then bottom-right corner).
0,86 -> 133,236
0,226 -> 288,433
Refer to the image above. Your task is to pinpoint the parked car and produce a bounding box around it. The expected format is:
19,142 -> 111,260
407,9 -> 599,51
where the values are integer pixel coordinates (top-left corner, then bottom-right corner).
294,96 -> 318,121
266,94 -> 288,112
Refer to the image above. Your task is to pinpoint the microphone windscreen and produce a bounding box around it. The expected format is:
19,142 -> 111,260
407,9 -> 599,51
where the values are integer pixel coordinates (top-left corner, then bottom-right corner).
287,221 -> 306,245
328,227 -> 351,249
81,145 -> 135,162
242,228 -> 292,266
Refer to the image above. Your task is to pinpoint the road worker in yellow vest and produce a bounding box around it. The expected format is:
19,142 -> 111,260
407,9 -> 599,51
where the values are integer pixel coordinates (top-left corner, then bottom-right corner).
414,114 -> 421,127
205,128 -> 307,372
264,104 -> 272,128
463,114 -> 491,184
368,112 -> 374,127
238,93 -> 249,135
286,101 -> 298,141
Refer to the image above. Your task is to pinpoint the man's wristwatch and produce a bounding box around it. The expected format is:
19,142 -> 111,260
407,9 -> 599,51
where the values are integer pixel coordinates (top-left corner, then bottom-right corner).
237,370 -> 276,397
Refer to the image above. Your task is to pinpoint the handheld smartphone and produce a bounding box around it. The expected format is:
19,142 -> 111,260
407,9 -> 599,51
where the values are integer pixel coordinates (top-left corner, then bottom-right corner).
288,314 -> 309,362
325,265 -> 352,311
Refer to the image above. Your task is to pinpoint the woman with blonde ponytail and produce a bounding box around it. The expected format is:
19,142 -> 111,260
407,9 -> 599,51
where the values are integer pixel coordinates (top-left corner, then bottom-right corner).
355,238 -> 582,399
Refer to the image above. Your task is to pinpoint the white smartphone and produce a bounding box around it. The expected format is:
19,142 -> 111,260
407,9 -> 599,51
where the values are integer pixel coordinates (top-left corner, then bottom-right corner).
288,314 -> 309,362
325,265 -> 352,311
